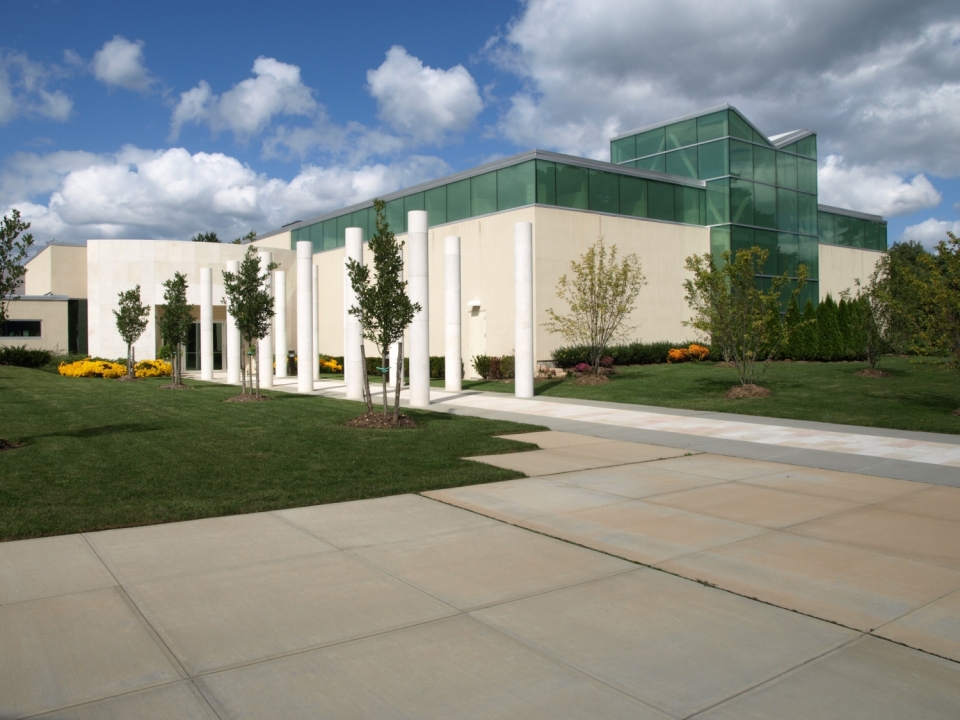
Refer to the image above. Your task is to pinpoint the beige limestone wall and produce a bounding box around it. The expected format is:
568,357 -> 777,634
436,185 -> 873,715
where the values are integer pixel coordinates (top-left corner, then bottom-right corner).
24,245 -> 88,298
818,245 -> 883,301
251,231 -> 292,251
0,299 -> 69,352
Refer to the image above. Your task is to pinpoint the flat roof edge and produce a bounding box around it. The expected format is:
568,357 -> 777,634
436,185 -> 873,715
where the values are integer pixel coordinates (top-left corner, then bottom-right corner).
818,204 -> 886,223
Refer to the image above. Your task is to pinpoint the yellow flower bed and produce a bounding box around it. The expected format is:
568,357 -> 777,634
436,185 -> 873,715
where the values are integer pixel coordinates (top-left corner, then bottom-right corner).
666,344 -> 710,364
320,357 -> 343,373
59,358 -> 172,379
134,359 -> 172,378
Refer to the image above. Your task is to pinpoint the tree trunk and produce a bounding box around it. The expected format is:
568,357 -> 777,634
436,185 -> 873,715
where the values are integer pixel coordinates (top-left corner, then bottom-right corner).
393,340 -> 403,426
127,342 -> 133,378
131,345 -> 136,379
254,341 -> 261,398
381,349 -> 388,415
359,344 -> 373,412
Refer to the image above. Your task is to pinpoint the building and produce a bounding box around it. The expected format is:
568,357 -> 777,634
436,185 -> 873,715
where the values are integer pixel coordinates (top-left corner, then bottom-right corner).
3,106 -> 886,378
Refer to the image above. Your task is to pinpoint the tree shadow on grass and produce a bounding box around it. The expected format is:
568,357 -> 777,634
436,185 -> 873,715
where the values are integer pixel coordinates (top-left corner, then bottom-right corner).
25,423 -> 164,442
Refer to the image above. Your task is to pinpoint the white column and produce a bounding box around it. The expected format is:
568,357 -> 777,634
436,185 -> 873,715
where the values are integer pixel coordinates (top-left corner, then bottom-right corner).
515,222 -> 534,399
312,265 -> 320,381
388,342 -> 400,388
199,267 -> 213,381
344,228 -> 364,400
225,260 -> 241,385
408,210 -> 430,407
257,250 -> 273,389
296,242 -> 313,393
444,235 -> 461,392
274,270 -> 287,378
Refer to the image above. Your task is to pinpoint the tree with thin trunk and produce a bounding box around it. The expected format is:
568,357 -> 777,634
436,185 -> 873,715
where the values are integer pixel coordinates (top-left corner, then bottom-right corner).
158,273 -> 194,387
113,285 -> 150,378
0,209 -> 34,328
346,198 -> 419,424
223,246 -> 276,399
544,237 -> 646,374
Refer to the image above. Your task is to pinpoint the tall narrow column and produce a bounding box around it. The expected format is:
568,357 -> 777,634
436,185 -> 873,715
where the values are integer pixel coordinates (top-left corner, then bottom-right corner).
388,342 -> 400,388
225,260 -> 241,384
514,222 -> 534,399
200,267 -> 213,380
344,228 -> 364,400
257,250 -> 273,389
408,210 -> 430,407
296,241 -> 313,393
312,265 -> 320,381
274,269 -> 287,378
444,235 -> 461,392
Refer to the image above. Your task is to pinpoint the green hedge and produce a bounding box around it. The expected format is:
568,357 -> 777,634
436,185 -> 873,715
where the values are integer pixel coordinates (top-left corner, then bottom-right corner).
471,355 -> 515,379
551,341 -> 686,368
320,354 -> 458,379
0,345 -> 53,368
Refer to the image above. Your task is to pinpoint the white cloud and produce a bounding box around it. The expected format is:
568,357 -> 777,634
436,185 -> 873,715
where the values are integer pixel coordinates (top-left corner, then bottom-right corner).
0,51 -> 72,124
901,218 -> 960,248
367,46 -> 483,142
92,36 -> 155,92
817,155 -> 942,217
170,57 -> 317,141
2,145 -> 450,244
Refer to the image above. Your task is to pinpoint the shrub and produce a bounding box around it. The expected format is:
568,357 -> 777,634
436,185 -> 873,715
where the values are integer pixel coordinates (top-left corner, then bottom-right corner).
499,355 -> 515,379
473,355 -> 491,379
667,348 -> 688,363
134,359 -> 172,378
0,344 -> 52,368
552,340 -> 687,368
573,362 -> 591,373
319,356 -> 343,373
59,359 -> 126,378
600,356 -> 614,368
687,344 -> 710,361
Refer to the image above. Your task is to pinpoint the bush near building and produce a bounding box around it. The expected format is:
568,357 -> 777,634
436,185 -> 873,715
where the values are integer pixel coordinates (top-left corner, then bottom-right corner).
552,340 -> 699,368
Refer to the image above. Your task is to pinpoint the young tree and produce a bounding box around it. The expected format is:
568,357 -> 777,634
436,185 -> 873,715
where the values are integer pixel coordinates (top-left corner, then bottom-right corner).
683,246 -> 806,387
113,285 -> 150,378
223,246 -> 277,398
911,232 -> 960,389
345,199 -> 419,423
158,273 -> 194,387
232,230 -> 257,245
544,237 -> 646,374
782,295 -> 803,360
0,209 -> 35,327
191,232 -> 220,243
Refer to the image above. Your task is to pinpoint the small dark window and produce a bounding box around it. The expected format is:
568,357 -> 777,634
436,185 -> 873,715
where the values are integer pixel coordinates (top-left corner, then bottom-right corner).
2,320 -> 42,337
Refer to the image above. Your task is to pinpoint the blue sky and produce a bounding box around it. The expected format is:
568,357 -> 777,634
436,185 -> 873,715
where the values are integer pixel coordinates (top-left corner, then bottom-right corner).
2,0 -> 958,248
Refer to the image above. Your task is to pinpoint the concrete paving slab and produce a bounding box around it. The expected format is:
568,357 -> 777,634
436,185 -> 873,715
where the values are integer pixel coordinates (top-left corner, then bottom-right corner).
496,430 -> 615,449
124,551 -> 456,675
0,587 -> 181,719
696,636 -> 960,719
552,441 -> 692,464
519,500 -> 768,565
424,477 -> 624,522
644,454 -> 797,480
646,482 -> 861,529
274,494 -> 499,549
660,532 -> 960,632
199,615 -> 666,720
741,467 -> 928,504
33,682 -> 216,719
353,523 -> 632,611
465,448 -> 625,475
874,587 -> 960,662
86,512 -> 335,585
472,568 -> 855,718
0,534 -> 116,605
554,464 -> 733,499
876,485 -> 960,522
790,506 -> 960,570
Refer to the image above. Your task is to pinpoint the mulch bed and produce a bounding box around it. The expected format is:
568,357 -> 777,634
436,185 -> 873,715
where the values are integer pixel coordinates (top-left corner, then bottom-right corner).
725,384 -> 772,399
854,369 -> 892,378
952,408 -> 960,418
573,374 -> 610,386
224,393 -> 271,403
158,383 -> 194,390
0,439 -> 25,451
116,375 -> 143,382
345,411 -> 419,429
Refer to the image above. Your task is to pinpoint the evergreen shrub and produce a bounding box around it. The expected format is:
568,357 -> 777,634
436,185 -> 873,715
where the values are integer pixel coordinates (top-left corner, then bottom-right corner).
0,344 -> 52,368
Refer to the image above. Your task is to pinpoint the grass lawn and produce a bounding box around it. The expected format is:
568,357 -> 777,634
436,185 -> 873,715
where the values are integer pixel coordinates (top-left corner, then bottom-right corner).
0,367 -> 543,541
434,356 -> 960,435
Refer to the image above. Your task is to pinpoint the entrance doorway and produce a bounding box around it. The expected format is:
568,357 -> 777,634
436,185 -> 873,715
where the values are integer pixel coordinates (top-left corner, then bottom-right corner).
185,322 -> 223,371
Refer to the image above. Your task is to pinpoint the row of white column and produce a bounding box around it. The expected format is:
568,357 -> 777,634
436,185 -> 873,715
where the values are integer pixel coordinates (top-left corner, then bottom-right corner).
197,212 -> 535,402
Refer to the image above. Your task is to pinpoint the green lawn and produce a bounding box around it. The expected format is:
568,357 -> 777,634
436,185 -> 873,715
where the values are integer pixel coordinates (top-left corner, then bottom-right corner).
0,367 -> 543,541
435,356 -> 960,435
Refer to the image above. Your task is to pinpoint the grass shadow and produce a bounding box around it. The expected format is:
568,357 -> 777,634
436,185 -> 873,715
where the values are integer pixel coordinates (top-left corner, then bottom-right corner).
26,423 -> 164,441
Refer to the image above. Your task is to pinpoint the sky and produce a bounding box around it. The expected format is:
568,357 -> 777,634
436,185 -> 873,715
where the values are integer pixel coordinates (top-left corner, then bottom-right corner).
2,0 -> 959,252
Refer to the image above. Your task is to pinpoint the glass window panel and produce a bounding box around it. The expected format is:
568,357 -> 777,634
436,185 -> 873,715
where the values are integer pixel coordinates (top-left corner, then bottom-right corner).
731,225 -> 755,264
777,232 -> 799,277
730,178 -> 754,225
309,223 -> 323,253
385,199 -> 405,234
425,186 -> 446,226
706,179 -> 729,224
555,164 -> 588,209
776,188 -> 798,233
588,169 -> 619,214
665,118 -> 697,149
635,127 -> 666,157
711,226 -> 731,267
729,110 -> 752,141
754,229 -> 778,275
730,140 -> 753,179
818,212 -> 834,244
404,192 -> 424,214
873,222 -> 888,251
351,209 -> 369,239
611,136 -> 636,164
798,193 -> 817,236
446,178 -> 471,222
834,214 -> 850,246
797,158 -> 817,194
799,236 -> 819,279
497,160 -> 535,210
849,218 -> 865,248
697,111 -> 728,143
698,140 -> 728,179
796,135 -> 817,159
776,151 -> 798,189
647,182 -> 675,221
753,146 -> 776,185
470,172 -> 497,216
799,280 -> 819,310
666,147 -> 698,178
619,175 -> 647,218
536,160 -> 556,205
336,214 -> 351,245
323,218 -> 338,250
781,142 -> 798,154
754,182 -> 776,229
753,129 -> 769,146
674,186 -> 700,224
636,154 -> 666,173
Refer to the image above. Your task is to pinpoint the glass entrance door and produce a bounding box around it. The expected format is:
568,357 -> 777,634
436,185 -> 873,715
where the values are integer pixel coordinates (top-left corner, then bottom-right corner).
185,322 -> 223,371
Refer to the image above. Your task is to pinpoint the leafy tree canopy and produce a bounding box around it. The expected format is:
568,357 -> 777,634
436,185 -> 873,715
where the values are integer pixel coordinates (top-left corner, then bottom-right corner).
0,209 -> 35,326
191,232 -> 220,243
